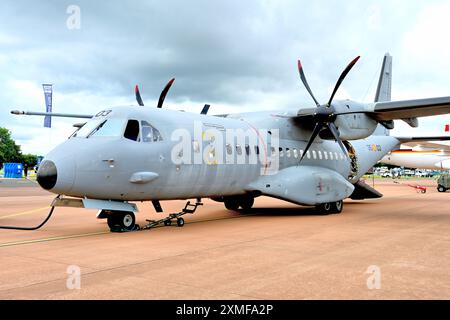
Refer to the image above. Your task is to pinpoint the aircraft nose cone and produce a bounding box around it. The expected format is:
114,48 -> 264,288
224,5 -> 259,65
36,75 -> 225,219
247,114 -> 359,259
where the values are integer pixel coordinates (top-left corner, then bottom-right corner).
37,160 -> 57,190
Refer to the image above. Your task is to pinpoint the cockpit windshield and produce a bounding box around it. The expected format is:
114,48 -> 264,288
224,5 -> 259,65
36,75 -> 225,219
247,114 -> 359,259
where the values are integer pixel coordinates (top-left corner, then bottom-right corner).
90,119 -> 125,137
71,119 -> 104,138
70,117 -> 162,142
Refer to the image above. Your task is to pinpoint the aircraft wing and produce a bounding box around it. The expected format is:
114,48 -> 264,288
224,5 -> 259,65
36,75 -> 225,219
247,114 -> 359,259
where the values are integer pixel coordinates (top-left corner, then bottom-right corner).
372,96 -> 450,121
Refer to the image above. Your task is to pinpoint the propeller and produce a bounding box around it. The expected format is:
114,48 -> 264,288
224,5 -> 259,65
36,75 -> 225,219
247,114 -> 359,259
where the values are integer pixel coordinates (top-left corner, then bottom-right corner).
157,78 -> 175,108
201,104 -> 210,115
135,78 -> 175,108
135,85 -> 144,106
297,56 -> 360,163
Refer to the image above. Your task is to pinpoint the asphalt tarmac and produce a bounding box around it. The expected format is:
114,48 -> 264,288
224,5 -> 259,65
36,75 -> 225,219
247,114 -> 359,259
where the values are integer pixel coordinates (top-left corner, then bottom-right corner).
0,178 -> 449,299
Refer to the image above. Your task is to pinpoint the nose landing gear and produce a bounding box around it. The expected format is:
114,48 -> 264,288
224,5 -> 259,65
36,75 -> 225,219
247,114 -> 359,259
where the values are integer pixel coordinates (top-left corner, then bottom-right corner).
107,210 -> 138,232
105,199 -> 203,232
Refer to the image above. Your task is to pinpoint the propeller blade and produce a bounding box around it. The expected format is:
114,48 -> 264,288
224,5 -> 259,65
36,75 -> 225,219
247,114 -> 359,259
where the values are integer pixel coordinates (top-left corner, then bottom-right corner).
157,78 -> 175,108
135,85 -> 144,106
297,60 -> 320,107
299,122 -> 323,163
327,56 -> 360,107
327,122 -> 349,158
201,104 -> 210,115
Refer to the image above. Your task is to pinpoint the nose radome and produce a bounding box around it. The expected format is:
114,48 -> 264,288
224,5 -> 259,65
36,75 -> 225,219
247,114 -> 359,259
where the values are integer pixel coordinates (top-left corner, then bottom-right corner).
37,160 -> 57,190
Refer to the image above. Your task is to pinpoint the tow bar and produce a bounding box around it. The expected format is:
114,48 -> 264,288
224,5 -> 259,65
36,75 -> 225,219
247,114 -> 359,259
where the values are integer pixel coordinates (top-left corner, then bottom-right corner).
393,181 -> 427,193
140,199 -> 203,230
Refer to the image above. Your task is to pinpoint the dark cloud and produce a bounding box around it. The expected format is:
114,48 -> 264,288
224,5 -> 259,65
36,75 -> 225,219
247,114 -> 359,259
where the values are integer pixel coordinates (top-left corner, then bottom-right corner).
1,0 -> 449,153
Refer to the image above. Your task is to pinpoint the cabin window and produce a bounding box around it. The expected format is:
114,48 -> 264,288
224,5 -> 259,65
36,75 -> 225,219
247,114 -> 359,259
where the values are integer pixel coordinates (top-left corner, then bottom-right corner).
124,120 -> 140,141
318,150 -> 322,160
141,120 -> 162,142
226,143 -> 233,155
312,150 -> 317,159
279,147 -> 284,157
271,147 -> 276,156
324,151 -> 328,160
329,152 -> 333,160
306,150 -> 311,159
254,146 -> 260,155
286,148 -> 291,158
236,145 -> 242,155
293,148 -> 298,158
193,140 -> 200,153
208,148 -> 216,160
334,152 -> 338,160
300,150 -> 304,158
245,144 -> 250,156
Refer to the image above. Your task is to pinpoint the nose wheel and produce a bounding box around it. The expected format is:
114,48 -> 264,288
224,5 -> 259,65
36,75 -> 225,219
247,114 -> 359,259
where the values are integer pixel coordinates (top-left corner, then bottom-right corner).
107,211 -> 138,232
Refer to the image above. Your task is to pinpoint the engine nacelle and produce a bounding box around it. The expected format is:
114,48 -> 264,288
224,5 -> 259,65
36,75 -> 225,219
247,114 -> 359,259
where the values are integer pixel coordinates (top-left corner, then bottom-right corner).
333,101 -> 378,140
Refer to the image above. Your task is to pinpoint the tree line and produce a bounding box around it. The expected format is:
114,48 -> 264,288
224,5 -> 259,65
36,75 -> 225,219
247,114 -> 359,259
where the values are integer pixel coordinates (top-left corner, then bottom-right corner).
0,127 -> 39,169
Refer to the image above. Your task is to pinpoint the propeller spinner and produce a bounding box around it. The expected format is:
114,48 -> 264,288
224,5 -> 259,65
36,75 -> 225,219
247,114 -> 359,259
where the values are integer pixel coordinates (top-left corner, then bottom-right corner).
297,56 -> 360,163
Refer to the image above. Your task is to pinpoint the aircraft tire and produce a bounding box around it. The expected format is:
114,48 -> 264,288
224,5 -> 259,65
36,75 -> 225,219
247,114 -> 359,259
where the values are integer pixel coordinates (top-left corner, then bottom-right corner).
107,211 -> 136,232
164,219 -> 172,226
315,202 -> 333,215
240,197 -> 254,211
330,200 -> 343,214
437,185 -> 446,192
177,217 -> 185,227
224,199 -> 239,211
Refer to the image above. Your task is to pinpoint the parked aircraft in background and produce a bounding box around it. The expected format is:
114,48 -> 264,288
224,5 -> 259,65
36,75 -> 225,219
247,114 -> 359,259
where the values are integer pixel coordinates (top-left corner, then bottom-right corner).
382,124 -> 450,170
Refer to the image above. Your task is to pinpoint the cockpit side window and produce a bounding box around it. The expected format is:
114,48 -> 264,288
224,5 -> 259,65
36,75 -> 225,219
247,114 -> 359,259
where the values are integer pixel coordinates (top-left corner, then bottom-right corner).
141,120 -> 163,142
124,120 -> 140,141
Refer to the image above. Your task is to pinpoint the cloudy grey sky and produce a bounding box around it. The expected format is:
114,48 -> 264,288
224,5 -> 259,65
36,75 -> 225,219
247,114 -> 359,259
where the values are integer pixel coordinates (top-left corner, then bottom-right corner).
1,0 -> 450,155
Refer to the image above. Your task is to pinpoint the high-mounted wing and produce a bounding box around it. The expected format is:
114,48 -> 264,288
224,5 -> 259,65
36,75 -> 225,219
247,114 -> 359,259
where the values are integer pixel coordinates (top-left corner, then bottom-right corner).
372,96 -> 450,121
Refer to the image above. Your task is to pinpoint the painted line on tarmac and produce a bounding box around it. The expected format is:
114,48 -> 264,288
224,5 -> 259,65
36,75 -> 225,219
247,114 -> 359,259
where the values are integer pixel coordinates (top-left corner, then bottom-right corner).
0,206 -> 50,220
0,213 -> 257,248
0,231 -> 110,248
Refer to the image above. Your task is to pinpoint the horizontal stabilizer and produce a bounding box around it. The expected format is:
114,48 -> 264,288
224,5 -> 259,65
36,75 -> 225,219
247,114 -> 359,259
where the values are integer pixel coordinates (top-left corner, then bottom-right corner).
350,180 -> 383,200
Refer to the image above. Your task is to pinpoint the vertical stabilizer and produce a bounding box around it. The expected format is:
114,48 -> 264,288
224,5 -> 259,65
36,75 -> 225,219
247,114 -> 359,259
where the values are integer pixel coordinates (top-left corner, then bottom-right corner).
373,53 -> 392,135
374,53 -> 392,102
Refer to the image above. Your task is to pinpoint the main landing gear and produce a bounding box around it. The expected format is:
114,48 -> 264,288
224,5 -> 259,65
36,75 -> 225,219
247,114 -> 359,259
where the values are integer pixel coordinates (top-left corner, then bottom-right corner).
224,195 -> 254,211
315,200 -> 343,215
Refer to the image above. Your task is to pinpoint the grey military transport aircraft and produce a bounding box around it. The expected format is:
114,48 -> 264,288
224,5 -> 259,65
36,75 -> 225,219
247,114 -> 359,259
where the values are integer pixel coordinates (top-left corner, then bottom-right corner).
4,54 -> 450,232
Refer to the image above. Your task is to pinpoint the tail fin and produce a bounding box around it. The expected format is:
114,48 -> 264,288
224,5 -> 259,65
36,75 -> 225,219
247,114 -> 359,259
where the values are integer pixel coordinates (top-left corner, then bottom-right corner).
374,53 -> 392,102
373,53 -> 393,135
